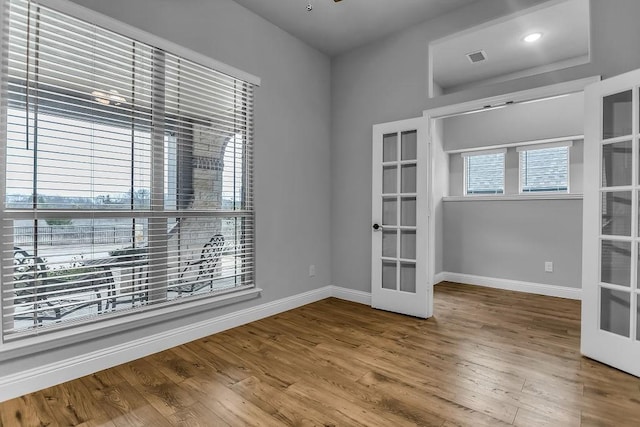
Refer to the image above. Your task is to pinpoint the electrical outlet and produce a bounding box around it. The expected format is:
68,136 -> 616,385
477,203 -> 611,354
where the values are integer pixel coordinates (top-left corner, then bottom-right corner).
309,264 -> 316,277
545,261 -> 553,273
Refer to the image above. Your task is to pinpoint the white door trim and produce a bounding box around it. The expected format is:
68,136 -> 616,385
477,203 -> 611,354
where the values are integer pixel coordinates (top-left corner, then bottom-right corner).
424,76 -> 600,120
422,75 -> 600,320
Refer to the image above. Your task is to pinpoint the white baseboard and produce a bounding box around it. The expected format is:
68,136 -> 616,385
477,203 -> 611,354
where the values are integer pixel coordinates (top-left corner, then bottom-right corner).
439,272 -> 582,300
0,277 -> 580,402
330,285 -> 372,305
0,285 -> 334,403
434,272 -> 447,285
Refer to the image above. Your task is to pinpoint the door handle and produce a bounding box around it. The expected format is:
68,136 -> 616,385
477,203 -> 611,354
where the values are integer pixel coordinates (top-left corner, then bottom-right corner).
372,223 -> 382,231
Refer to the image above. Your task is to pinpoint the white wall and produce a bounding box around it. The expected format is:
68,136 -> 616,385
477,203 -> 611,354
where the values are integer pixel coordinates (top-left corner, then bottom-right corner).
331,0 -> 640,292
1,0 -> 331,376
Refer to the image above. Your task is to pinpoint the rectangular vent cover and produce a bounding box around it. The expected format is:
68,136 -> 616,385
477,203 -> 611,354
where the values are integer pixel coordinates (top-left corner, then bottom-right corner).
466,50 -> 487,63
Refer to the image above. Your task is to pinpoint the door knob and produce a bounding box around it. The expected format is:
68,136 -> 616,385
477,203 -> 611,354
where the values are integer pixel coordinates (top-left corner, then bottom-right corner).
372,223 -> 382,231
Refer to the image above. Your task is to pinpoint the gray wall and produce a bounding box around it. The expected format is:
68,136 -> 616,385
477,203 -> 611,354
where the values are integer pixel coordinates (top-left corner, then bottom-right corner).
444,92 -> 585,197
443,200 -> 583,288
2,0 -> 331,373
448,141 -> 584,197
442,92 -> 584,151
331,0 -> 640,292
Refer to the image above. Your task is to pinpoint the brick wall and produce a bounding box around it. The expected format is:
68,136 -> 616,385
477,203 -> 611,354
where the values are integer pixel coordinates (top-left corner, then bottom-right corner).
168,123 -> 228,274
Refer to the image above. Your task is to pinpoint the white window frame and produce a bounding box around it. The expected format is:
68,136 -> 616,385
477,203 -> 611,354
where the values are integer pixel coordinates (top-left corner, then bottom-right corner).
461,148 -> 506,196
517,141 -> 573,194
0,0 -> 261,350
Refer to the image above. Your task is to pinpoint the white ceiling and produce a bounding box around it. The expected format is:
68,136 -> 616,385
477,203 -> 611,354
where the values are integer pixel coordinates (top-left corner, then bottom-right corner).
432,0 -> 590,92
232,0 -> 481,56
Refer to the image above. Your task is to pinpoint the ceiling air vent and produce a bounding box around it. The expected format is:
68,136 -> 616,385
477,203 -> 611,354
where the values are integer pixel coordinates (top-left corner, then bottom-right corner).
466,50 -> 487,64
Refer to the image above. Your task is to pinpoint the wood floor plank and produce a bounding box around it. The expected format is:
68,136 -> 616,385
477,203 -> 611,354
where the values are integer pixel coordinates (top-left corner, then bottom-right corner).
354,369 -> 512,426
230,375 -> 343,426
165,401 -> 231,427
513,406 -> 580,427
3,282 -> 640,426
285,376 -> 446,427
38,379 -> 113,426
0,394 -> 56,427
118,357 -> 198,418
79,368 -> 172,427
179,375 -> 284,426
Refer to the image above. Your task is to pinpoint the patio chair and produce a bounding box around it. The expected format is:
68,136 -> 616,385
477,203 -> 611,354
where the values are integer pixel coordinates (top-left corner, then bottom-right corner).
168,234 -> 225,296
12,247 -> 116,322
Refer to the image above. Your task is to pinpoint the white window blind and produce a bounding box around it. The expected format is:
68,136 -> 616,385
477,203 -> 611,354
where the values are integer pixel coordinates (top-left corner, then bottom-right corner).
518,142 -> 571,193
1,0 -> 255,340
463,149 -> 505,195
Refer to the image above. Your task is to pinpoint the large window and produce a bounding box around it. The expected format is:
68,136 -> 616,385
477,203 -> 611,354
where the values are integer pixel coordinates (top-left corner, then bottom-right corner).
518,143 -> 571,193
463,150 -> 505,195
1,0 -> 256,340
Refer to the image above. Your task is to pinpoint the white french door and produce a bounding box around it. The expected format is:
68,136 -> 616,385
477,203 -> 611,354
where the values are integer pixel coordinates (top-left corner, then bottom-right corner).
582,68 -> 640,376
371,117 -> 431,318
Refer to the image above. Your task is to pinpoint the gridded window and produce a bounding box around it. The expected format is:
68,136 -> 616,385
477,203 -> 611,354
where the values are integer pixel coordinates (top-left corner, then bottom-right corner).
518,144 -> 570,193
1,0 -> 257,340
463,150 -> 505,195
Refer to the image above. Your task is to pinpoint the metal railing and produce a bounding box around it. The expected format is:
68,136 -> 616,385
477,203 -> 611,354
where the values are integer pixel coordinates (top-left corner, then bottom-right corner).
13,226 -> 135,246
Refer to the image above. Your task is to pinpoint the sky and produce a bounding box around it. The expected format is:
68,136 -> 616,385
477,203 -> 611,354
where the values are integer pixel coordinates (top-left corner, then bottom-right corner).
5,107 -> 244,205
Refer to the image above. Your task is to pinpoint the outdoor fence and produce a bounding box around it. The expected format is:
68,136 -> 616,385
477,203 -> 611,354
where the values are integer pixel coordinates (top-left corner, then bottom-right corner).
13,225 -> 136,246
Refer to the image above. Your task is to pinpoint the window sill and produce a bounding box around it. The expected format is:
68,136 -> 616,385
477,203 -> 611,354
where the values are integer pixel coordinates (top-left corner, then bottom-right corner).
443,193 -> 583,202
0,287 -> 262,361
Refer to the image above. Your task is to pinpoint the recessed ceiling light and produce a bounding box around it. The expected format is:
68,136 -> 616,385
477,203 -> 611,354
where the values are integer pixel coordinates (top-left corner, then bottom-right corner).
523,32 -> 542,43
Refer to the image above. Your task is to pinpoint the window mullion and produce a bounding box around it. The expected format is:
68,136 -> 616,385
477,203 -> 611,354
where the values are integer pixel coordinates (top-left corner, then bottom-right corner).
147,48 -> 167,303
0,0 -> 12,342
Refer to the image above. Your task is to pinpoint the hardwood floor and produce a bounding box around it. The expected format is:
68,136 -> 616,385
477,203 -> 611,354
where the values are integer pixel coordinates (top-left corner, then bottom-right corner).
2,282 -> 640,426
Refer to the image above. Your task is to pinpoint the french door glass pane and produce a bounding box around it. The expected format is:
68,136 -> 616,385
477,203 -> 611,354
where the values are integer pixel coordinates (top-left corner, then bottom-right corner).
401,230 -> 416,260
601,191 -> 632,236
382,198 -> 397,225
637,297 -> 640,341
401,130 -> 417,160
638,192 -> 640,237
602,141 -> 632,187
601,240 -> 631,287
400,262 -> 416,293
401,164 -> 417,193
401,197 -> 416,226
382,230 -> 397,258
382,261 -> 396,290
383,166 -> 397,194
383,133 -> 398,162
603,90 -> 632,140
637,243 -> 640,290
600,287 -> 630,337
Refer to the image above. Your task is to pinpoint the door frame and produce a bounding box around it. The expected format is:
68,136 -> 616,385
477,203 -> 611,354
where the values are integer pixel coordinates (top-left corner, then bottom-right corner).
422,76 -> 600,293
